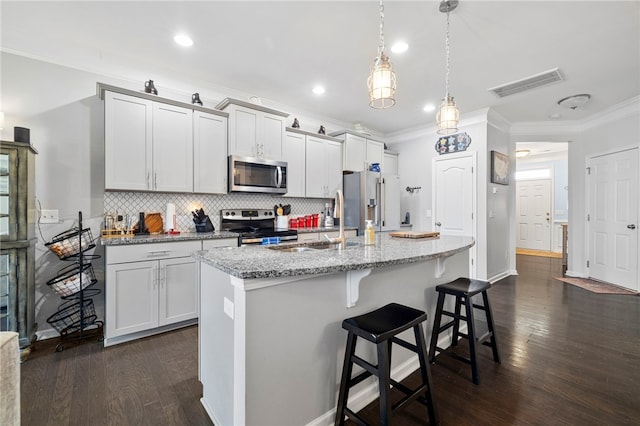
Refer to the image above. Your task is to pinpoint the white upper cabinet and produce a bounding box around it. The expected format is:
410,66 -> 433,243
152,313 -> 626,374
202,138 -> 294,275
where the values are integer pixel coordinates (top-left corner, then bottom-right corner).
366,139 -> 384,169
217,98 -> 288,161
342,133 -> 367,172
106,92 -> 193,192
283,131 -> 306,198
105,91 -> 153,191
153,102 -> 193,192
383,151 -> 399,176
101,85 -> 229,193
305,134 -> 343,198
194,111 -> 228,194
332,131 -> 387,173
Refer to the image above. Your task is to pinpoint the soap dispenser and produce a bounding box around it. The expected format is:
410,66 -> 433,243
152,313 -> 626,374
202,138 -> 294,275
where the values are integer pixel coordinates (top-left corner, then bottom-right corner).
364,220 -> 375,245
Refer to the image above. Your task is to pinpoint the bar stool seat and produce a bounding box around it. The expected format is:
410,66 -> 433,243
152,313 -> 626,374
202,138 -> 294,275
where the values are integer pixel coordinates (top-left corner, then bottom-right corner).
335,303 -> 438,425
428,277 -> 500,385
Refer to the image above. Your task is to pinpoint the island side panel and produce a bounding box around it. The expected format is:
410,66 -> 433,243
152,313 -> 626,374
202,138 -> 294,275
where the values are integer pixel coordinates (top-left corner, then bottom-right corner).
241,250 -> 469,426
199,263 -> 237,426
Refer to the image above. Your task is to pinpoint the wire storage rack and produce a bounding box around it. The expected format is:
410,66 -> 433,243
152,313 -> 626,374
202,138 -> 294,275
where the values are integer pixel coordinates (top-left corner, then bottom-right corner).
45,211 -> 103,351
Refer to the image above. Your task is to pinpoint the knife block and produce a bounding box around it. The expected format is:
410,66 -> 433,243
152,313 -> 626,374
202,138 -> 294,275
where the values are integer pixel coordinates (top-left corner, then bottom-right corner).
194,216 -> 214,233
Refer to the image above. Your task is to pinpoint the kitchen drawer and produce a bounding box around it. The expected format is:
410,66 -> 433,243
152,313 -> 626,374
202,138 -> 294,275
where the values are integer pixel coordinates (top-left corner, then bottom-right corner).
297,233 -> 320,243
106,241 -> 202,265
202,238 -> 237,250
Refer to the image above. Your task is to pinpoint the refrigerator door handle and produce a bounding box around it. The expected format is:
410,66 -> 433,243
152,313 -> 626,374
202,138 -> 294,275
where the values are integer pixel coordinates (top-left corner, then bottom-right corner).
380,177 -> 386,227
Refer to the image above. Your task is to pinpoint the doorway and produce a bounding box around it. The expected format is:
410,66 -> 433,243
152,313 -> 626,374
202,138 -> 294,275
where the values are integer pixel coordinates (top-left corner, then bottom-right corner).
515,142 -> 568,259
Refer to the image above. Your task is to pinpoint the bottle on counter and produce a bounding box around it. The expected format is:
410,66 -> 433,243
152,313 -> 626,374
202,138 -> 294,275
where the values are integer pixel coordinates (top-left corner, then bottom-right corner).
364,220 -> 375,245
324,203 -> 334,228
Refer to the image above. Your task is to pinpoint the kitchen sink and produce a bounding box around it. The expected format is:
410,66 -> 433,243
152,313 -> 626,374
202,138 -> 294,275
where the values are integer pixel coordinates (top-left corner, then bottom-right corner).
267,241 -> 360,252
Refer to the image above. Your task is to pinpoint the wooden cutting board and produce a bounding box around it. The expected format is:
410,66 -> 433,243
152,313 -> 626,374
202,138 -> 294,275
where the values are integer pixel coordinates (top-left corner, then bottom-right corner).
389,231 -> 440,239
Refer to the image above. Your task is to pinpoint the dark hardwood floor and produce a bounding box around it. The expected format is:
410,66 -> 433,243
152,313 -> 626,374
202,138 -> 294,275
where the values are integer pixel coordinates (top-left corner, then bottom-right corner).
21,255 -> 640,425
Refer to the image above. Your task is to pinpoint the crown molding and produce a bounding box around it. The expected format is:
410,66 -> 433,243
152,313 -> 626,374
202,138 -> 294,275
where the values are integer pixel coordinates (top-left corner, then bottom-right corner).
385,108 -> 489,144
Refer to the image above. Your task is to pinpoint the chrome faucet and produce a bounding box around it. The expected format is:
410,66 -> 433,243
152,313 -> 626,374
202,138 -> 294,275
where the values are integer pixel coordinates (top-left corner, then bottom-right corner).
324,190 -> 345,247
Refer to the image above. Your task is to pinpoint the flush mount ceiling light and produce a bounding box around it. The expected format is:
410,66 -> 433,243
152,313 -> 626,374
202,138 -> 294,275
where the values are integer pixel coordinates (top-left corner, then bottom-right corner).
423,103 -> 436,113
515,149 -> 531,158
557,94 -> 591,110
436,0 -> 460,135
312,85 -> 326,95
391,41 -> 409,54
174,34 -> 194,47
367,0 -> 397,109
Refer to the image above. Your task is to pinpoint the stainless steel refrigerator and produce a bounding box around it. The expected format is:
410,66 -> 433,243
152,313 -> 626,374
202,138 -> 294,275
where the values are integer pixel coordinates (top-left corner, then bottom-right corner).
343,171 -> 401,235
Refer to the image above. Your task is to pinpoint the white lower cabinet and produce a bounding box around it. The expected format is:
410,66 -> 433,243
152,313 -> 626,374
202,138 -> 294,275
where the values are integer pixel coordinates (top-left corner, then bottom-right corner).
105,240 -> 236,346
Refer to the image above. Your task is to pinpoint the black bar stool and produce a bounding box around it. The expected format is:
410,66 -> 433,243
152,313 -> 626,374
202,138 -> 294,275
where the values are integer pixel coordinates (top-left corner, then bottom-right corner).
428,277 -> 500,385
335,303 -> 438,426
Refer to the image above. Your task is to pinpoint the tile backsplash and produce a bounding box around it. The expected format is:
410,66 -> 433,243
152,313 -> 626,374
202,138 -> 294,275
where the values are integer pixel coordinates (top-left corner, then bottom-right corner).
104,192 -> 329,231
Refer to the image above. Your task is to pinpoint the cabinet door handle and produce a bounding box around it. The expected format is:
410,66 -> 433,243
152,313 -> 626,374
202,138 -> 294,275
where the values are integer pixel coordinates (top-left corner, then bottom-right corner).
154,172 -> 158,190
147,171 -> 150,189
147,250 -> 170,257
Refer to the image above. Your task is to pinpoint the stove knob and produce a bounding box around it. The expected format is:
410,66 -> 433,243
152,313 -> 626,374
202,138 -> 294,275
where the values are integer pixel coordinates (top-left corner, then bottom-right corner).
224,211 -> 229,216
231,211 -> 236,216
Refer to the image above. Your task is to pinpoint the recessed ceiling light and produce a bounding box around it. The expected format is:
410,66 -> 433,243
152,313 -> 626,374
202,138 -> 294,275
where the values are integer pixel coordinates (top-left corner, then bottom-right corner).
312,86 -> 326,95
423,103 -> 436,113
548,113 -> 562,120
391,42 -> 409,54
174,34 -> 194,47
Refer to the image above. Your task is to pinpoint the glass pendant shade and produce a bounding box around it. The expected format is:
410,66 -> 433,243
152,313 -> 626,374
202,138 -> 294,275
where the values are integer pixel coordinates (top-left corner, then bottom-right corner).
368,54 -> 397,109
436,95 -> 459,135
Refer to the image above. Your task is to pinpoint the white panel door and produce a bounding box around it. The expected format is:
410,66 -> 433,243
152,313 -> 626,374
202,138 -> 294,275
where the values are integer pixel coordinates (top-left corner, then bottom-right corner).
434,156 -> 474,236
516,179 -> 552,251
434,153 -> 476,277
588,149 -> 638,290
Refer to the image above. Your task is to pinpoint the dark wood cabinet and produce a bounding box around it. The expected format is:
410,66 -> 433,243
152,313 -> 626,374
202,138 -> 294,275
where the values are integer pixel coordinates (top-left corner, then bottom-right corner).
0,140 -> 37,356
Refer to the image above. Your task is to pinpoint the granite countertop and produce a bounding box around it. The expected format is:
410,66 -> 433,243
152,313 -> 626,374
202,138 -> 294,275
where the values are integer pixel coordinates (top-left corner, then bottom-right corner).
101,231 -> 239,246
194,234 -> 475,279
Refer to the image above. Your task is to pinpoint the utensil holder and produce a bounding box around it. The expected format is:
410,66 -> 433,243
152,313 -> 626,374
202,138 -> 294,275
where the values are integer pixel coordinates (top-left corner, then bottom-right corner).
276,215 -> 289,230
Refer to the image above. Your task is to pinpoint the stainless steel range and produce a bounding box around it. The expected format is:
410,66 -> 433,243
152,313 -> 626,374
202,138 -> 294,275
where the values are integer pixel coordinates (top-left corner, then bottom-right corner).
220,209 -> 298,245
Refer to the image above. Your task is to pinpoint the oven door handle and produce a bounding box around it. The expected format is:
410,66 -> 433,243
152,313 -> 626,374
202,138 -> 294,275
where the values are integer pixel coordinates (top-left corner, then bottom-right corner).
275,166 -> 283,188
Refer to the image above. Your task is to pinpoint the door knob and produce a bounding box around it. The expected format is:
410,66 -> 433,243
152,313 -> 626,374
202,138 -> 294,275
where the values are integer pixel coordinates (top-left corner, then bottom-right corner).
435,222 -> 442,227
628,224 -> 636,230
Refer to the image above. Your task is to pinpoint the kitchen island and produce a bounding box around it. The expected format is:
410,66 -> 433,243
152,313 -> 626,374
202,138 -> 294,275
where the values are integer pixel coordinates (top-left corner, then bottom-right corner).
195,233 -> 474,426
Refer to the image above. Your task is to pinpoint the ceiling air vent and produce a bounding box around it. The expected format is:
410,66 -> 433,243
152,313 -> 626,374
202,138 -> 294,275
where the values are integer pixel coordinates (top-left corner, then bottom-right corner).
488,68 -> 564,98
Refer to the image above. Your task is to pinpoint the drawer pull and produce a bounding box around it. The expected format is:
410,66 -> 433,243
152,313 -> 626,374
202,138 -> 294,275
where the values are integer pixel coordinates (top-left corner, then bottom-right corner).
147,250 -> 171,256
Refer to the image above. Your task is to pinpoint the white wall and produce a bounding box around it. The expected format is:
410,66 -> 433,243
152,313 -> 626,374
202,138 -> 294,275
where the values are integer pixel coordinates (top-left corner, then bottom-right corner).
511,97 -> 639,278
1,51 -> 356,339
387,109 -> 514,282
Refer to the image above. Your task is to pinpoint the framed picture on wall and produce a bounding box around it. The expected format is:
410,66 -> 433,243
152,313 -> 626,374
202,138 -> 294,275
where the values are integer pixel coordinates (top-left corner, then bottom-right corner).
490,150 -> 509,185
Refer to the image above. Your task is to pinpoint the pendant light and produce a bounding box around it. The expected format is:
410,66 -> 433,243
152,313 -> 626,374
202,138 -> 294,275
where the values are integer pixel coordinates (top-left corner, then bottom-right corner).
368,0 -> 396,109
436,0 -> 460,135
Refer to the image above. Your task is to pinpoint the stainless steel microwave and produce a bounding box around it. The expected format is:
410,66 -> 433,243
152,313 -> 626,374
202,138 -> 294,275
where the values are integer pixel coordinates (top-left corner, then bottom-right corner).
228,155 -> 287,194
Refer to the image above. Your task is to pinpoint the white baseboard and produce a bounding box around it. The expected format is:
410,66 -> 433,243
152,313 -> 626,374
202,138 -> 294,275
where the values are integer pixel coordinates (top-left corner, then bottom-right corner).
565,270 -> 587,278
488,270 -> 515,283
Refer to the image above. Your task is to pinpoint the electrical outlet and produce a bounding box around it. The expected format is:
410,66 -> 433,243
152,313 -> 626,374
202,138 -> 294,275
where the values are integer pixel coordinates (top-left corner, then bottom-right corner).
41,209 -> 59,223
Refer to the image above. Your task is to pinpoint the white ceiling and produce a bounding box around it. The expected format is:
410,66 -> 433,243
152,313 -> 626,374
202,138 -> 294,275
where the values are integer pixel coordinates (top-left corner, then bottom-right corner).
1,1 -> 638,136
